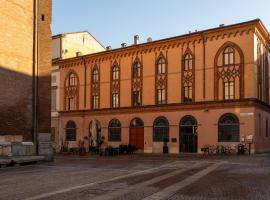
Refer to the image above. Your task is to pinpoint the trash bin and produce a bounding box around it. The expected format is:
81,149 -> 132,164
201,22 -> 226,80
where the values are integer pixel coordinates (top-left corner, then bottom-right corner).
237,144 -> 245,155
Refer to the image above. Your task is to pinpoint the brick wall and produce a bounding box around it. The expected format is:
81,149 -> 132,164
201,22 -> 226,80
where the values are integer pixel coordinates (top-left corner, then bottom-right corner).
0,0 -> 52,141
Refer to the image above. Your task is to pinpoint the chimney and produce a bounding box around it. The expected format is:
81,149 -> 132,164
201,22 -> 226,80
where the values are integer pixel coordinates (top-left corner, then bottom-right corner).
147,37 -> 152,43
134,35 -> 139,45
121,43 -> 127,48
219,24 -> 225,27
106,46 -> 112,51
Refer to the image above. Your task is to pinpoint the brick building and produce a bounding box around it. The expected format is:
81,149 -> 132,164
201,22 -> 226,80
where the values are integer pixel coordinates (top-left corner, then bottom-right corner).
0,0 -> 52,143
58,19 -> 270,154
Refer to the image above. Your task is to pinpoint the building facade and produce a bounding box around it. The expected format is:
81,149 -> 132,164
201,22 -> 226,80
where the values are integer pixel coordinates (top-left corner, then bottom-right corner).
0,0 -> 52,142
59,19 -> 270,154
52,31 -> 105,151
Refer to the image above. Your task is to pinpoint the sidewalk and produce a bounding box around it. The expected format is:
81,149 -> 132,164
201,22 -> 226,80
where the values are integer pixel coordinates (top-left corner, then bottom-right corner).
0,156 -> 45,167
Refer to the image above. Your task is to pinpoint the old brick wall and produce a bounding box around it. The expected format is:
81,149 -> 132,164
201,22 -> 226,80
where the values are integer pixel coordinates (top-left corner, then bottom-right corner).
0,0 -> 52,141
0,0 -> 35,140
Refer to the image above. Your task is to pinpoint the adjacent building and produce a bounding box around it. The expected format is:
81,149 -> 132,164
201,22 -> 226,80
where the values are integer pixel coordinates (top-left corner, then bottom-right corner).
51,31 -> 105,151
58,19 -> 270,154
0,0 -> 52,145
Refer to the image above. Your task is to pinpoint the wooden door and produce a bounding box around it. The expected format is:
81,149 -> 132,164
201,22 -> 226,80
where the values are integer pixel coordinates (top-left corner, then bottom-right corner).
130,128 -> 144,150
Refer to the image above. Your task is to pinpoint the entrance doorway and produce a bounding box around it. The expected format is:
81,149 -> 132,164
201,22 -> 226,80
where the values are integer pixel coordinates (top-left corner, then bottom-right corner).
179,115 -> 198,153
129,118 -> 144,150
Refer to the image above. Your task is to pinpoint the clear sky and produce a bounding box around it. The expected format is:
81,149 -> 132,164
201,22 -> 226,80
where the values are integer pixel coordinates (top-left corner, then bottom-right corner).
53,0 -> 270,48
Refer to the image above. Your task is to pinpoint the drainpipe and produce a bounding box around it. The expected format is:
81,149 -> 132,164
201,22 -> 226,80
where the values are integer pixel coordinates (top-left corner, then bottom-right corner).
32,0 -> 39,155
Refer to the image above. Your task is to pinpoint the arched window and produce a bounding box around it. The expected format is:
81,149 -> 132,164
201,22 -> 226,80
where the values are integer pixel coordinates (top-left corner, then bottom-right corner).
153,116 -> 169,142
66,121 -> 76,141
214,42 -> 244,100
92,68 -> 99,83
111,62 -> 120,108
91,66 -> 100,109
184,53 -> 193,71
157,57 -> 166,75
182,52 -> 194,103
130,118 -> 144,128
112,65 -> 120,81
223,47 -> 234,65
132,62 -> 141,78
108,119 -> 121,141
132,60 -> 142,106
155,55 -> 167,105
65,72 -> 78,111
218,113 -> 240,142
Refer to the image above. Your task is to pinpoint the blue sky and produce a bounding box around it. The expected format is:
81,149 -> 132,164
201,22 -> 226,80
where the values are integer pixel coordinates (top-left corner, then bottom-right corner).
53,0 -> 270,48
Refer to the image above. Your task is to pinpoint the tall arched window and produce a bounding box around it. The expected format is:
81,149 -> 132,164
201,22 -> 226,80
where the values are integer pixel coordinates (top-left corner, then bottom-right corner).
132,60 -> 142,106
108,119 -> 121,142
218,113 -> 240,142
111,62 -> 120,108
182,51 -> 195,103
214,42 -> 244,100
91,66 -> 100,109
65,72 -> 79,111
153,116 -> 169,142
66,121 -> 76,141
155,55 -> 167,105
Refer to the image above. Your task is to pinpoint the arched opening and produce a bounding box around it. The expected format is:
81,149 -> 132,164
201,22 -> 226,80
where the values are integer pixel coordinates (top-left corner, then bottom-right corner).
218,113 -> 240,142
179,115 -> 198,153
66,121 -> 76,141
89,119 -> 101,148
108,119 -> 121,142
129,118 -> 144,150
153,116 -> 169,142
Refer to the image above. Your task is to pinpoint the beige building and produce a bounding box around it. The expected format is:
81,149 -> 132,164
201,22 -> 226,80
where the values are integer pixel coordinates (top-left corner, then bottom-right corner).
51,31 -> 105,151
0,0 -> 52,144
58,19 -> 270,154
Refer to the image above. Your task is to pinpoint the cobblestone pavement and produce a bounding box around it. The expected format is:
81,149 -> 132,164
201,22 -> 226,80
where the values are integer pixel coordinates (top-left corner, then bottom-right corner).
0,154 -> 269,200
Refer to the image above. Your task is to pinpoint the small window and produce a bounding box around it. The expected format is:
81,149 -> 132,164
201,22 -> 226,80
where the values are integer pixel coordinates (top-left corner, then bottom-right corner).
51,88 -> 57,111
132,91 -> 141,106
51,75 -> 56,84
224,81 -> 235,100
91,95 -> 99,110
112,93 -> 119,108
157,88 -> 166,105
41,14 -> 45,21
108,119 -> 121,142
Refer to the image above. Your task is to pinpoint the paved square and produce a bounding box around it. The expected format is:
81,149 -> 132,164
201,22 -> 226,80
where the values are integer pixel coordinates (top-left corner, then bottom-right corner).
0,154 -> 270,200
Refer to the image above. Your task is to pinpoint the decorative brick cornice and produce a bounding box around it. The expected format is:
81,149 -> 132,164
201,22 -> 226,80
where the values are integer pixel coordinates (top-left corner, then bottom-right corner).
59,20 -> 263,69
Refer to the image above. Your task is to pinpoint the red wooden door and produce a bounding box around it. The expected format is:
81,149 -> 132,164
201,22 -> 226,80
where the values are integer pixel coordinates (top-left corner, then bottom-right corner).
130,128 -> 144,150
